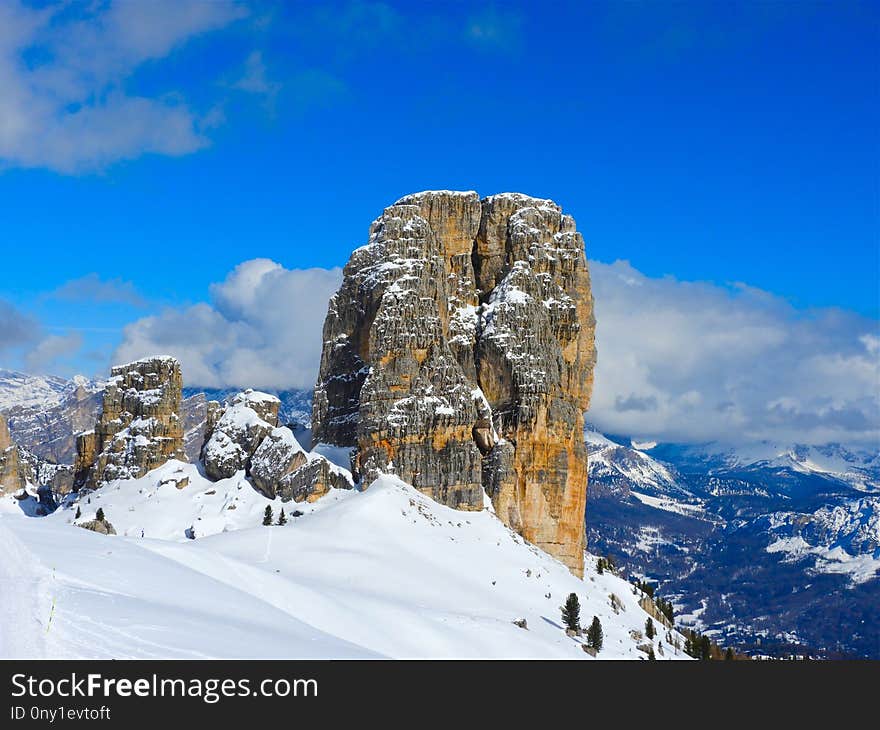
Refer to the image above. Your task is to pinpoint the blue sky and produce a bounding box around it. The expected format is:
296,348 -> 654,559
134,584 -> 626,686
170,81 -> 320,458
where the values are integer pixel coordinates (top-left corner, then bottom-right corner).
0,0 -> 878,446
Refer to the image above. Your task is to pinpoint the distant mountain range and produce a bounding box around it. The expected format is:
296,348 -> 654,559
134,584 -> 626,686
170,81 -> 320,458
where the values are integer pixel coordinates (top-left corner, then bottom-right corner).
1,369 -> 876,657
585,428 -> 879,659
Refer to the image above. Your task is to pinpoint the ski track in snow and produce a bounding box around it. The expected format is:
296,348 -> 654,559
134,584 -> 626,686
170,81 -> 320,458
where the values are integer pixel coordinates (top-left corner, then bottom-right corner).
0,520 -> 51,658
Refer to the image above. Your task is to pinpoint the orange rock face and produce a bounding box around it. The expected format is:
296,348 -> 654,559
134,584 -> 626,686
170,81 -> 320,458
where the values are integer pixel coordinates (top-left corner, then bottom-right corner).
313,191 -> 595,575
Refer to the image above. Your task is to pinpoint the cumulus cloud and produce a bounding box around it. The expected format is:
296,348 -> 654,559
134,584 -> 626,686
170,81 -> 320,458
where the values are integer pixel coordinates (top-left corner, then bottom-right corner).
0,0 -> 247,173
588,260 -> 880,447
51,274 -> 147,308
113,257 -> 879,448
114,260 -> 342,390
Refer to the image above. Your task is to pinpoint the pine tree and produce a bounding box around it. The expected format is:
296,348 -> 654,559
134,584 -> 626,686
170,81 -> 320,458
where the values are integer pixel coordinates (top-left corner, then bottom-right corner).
75,506 -> 81,519
561,593 -> 581,633
596,558 -> 604,575
725,647 -> 734,661
587,616 -> 603,651
700,635 -> 711,660
95,507 -> 105,522
648,647 -> 656,661
277,509 -> 287,526
263,505 -> 273,526
645,617 -> 655,640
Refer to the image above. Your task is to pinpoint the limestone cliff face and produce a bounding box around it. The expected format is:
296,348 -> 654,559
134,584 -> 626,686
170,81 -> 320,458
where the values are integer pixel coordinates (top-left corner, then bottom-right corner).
0,413 -> 25,495
312,191 -> 595,574
74,357 -> 186,489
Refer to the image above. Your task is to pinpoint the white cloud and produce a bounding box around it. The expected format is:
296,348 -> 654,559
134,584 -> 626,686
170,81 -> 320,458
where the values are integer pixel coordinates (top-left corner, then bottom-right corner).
113,257 -> 879,448
24,333 -> 84,373
588,260 -> 880,447
52,274 -> 146,308
114,260 -> 342,390
0,0 -> 247,173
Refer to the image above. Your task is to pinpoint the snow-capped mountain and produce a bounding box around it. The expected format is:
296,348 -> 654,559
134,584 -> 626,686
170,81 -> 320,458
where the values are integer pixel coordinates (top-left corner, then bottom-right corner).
0,369 -> 82,412
0,371 -> 103,468
585,428 -> 690,499
648,440 -> 880,493
0,463 -> 688,660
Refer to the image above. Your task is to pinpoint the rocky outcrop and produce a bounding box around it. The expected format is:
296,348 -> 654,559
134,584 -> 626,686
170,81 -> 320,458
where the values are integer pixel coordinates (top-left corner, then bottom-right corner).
74,357 -> 186,489
639,596 -> 673,629
77,518 -> 116,535
203,391 -> 351,502
312,191 -> 595,575
0,413 -> 25,495
249,427 -> 308,495
250,427 -> 350,502
202,390 -> 280,480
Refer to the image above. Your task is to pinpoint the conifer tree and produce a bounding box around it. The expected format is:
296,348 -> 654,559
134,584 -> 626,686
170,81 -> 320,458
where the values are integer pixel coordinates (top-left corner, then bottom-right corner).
596,558 -> 604,575
263,505 -> 273,526
700,635 -> 711,660
587,616 -> 603,651
645,617 -> 655,640
277,509 -> 287,526
648,647 -> 656,661
75,506 -> 81,519
725,647 -> 734,661
95,507 -> 105,522
561,593 -> 581,633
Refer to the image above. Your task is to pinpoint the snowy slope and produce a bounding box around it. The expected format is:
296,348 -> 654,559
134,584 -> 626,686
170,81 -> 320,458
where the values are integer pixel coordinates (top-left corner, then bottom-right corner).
0,467 -> 689,660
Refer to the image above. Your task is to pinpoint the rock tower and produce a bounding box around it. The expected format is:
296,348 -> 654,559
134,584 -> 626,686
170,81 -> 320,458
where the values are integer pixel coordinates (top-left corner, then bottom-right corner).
312,191 -> 595,574
74,357 -> 185,488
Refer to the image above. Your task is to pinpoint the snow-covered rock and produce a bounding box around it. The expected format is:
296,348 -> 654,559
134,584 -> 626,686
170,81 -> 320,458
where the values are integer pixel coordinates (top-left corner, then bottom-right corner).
250,427 -> 352,501
202,390 -> 280,480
